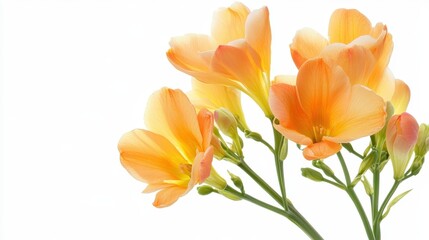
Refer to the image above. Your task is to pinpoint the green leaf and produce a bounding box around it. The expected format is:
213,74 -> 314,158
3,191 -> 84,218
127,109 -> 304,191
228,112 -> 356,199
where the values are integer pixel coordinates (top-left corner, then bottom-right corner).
382,189 -> 412,220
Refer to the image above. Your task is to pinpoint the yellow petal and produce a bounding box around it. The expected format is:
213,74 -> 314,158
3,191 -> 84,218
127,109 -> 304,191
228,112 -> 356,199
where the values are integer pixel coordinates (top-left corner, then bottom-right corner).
390,79 -> 410,114
145,88 -> 203,161
296,58 -> 350,128
326,85 -> 386,142
269,83 -> 313,145
153,186 -> 187,208
372,69 -> 396,101
245,6 -> 271,75
188,79 -> 248,129
290,28 -> 329,68
328,9 -> 372,44
211,2 -> 250,44
118,129 -> 188,184
303,141 -> 342,160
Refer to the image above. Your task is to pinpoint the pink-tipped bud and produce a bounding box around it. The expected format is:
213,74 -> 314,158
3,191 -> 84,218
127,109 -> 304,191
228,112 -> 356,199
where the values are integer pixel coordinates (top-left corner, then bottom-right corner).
386,112 -> 419,180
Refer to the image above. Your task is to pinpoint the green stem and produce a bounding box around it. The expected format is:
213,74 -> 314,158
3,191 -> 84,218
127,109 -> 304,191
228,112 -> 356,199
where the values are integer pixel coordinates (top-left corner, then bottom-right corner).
238,161 -> 282,205
273,126 -> 288,210
322,178 -> 345,190
338,152 -> 375,240
223,186 -> 324,240
373,180 -> 401,240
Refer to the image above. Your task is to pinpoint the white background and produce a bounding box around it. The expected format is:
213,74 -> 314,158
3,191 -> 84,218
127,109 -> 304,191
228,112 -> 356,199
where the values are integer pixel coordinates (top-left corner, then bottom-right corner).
2,0 -> 429,239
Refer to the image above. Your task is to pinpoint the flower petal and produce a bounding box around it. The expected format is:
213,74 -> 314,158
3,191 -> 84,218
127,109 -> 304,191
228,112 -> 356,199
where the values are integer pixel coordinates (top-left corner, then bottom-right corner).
272,75 -> 296,85
326,85 -> 386,142
118,129 -> 188,184
290,28 -> 329,68
188,79 -> 248,129
167,34 -> 216,72
211,2 -> 249,44
197,108 -> 214,150
269,83 -> 312,145
303,141 -> 342,160
322,44 -> 376,86
245,6 -> 271,75
145,88 -> 203,161
296,58 -> 350,129
390,79 -> 410,114
189,146 -> 214,188
153,186 -> 187,208
328,9 -> 372,44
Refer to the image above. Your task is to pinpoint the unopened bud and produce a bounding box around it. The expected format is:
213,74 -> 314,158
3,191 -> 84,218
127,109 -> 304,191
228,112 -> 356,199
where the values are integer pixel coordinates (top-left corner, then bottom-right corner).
362,176 -> 374,196
228,171 -> 244,193
301,168 -> 324,182
197,185 -> 215,195
312,160 -> 335,178
214,108 -> 238,139
410,155 -> 425,176
415,124 -> 429,157
358,151 -> 375,175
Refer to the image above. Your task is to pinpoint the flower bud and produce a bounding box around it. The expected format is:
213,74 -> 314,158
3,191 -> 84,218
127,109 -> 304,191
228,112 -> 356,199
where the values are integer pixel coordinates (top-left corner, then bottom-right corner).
414,123 -> 429,157
197,185 -> 215,195
228,171 -> 244,193
211,136 -> 227,160
301,168 -> 324,182
386,112 -> 419,180
214,108 -> 239,139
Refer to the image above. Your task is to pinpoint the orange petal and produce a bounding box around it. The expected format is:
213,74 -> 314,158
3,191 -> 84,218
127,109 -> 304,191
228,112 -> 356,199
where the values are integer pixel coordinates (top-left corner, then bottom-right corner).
390,79 -> 410,114
118,129 -> 188,184
272,75 -> 296,85
245,6 -> 271,75
303,141 -> 342,160
322,44 -> 375,86
211,41 -> 262,91
197,108 -> 214,150
326,85 -> 386,142
152,186 -> 187,208
328,9 -> 372,44
145,88 -> 202,161
290,28 -> 329,68
211,2 -> 249,44
167,34 -> 216,72
269,83 -> 312,145
295,58 -> 350,128
189,146 -> 214,188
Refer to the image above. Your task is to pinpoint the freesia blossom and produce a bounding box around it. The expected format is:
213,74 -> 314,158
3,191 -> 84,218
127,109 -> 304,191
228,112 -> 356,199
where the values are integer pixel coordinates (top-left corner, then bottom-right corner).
118,88 -> 225,207
386,112 -> 419,180
188,79 -> 249,130
167,3 -> 272,116
290,8 -> 409,113
269,58 -> 386,160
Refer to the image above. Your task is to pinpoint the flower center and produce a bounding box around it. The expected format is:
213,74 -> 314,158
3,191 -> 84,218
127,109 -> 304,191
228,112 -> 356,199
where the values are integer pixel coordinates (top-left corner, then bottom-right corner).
312,125 -> 330,143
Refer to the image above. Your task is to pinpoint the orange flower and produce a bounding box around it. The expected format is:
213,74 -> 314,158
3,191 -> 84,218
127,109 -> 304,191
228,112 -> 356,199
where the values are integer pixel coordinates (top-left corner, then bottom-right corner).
167,3 -> 272,116
269,58 -> 386,160
290,9 -> 409,113
386,112 -> 419,180
118,88 -> 224,207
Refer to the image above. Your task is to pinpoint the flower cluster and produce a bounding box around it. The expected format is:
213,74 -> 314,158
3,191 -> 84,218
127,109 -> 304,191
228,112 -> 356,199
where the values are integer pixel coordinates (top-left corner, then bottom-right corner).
118,3 -> 428,239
